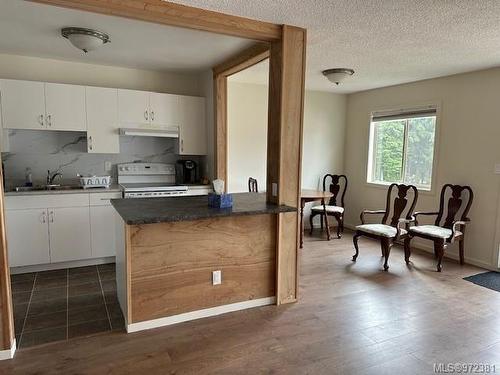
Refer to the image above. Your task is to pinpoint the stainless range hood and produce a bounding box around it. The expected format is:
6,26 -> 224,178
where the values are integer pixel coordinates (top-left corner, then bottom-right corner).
119,126 -> 179,138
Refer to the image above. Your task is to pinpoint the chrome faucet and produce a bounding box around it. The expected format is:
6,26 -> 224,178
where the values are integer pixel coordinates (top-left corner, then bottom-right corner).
47,170 -> 63,185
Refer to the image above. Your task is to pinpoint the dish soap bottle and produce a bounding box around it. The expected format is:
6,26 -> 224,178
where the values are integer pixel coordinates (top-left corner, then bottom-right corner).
25,167 -> 33,187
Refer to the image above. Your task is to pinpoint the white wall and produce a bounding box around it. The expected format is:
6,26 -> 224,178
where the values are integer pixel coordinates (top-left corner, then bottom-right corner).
0,53 -> 201,96
344,68 -> 500,270
226,81 -> 347,227
227,81 -> 268,193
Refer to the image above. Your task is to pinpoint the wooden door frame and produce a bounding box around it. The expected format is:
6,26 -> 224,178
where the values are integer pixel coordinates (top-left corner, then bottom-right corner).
212,43 -> 270,183
0,0 -> 306,355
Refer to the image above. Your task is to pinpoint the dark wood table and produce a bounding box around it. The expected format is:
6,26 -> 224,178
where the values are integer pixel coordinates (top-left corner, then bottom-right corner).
300,189 -> 333,248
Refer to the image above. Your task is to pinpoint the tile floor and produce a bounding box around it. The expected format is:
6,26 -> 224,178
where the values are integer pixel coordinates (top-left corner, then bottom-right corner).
10,263 -> 124,349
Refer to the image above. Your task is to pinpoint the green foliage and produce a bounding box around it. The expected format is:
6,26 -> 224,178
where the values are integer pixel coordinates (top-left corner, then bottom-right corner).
372,116 -> 435,188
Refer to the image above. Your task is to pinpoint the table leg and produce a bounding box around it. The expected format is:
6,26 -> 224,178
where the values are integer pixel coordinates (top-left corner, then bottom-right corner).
300,199 -> 305,249
322,199 -> 331,241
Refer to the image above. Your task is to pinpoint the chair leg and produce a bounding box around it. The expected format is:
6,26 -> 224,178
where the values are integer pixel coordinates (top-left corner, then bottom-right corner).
320,215 -> 324,231
352,233 -> 361,261
459,239 -> 465,265
309,212 -> 315,235
404,237 -> 412,264
434,240 -> 445,272
334,214 -> 342,239
381,238 -> 393,271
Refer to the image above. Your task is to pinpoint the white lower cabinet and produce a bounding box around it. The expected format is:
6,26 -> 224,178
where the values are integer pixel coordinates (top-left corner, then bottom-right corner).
6,209 -> 50,267
48,206 -> 92,263
90,205 -> 118,258
5,192 -> 120,268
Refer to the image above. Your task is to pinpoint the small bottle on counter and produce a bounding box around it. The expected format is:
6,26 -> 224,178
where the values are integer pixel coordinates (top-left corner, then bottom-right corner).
25,167 -> 33,187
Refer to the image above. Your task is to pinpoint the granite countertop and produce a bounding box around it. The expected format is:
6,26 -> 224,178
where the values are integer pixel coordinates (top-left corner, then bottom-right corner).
111,192 -> 296,225
4,185 -> 122,196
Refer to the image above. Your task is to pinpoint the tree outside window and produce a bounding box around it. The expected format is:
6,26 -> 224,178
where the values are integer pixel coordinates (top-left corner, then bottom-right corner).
368,111 -> 436,190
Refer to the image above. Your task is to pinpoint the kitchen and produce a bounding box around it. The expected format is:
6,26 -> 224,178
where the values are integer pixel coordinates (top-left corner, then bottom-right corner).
0,0 -> 253,349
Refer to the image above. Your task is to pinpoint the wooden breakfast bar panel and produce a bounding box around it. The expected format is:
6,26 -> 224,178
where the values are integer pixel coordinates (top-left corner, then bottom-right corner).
128,214 -> 276,322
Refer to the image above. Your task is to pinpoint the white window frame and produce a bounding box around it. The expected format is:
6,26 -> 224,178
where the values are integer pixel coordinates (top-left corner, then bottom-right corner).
366,103 -> 441,194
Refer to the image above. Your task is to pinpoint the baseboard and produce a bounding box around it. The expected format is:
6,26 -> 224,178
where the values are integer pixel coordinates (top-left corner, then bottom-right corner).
127,297 -> 276,333
344,222 -> 498,271
0,339 -> 16,361
10,257 -> 115,274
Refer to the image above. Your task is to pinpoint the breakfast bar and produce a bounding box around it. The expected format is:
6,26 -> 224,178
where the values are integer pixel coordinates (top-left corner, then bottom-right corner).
111,193 -> 295,332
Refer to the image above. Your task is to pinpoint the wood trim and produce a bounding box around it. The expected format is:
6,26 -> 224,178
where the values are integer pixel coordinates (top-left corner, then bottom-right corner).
27,0 -> 282,42
214,75 -> 227,182
213,43 -> 270,184
268,26 -> 307,304
213,43 -> 270,77
0,162 -> 14,351
124,224 -> 132,325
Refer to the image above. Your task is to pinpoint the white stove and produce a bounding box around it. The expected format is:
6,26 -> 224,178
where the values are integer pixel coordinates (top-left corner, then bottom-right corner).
118,162 -> 188,198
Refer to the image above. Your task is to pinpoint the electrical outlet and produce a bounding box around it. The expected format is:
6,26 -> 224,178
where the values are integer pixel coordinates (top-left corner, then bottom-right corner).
495,164 -> 500,174
212,270 -> 221,285
272,183 -> 278,197
104,161 -> 112,172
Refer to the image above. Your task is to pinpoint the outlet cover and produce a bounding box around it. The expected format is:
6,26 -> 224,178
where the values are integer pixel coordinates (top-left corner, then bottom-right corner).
272,183 -> 278,197
212,270 -> 221,285
104,161 -> 112,172
495,164 -> 500,174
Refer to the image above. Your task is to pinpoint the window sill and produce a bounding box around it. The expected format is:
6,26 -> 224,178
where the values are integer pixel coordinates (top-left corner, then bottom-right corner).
365,181 -> 436,196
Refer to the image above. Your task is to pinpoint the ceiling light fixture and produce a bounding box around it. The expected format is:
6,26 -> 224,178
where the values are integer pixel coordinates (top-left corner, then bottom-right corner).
61,27 -> 110,53
322,68 -> 355,85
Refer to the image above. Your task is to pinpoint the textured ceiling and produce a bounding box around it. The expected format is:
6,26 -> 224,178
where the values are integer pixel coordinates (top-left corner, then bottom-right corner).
0,1 -> 252,73
170,0 -> 500,93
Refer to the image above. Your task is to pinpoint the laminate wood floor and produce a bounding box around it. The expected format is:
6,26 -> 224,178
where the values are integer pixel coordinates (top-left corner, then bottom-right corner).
1,232 -> 499,374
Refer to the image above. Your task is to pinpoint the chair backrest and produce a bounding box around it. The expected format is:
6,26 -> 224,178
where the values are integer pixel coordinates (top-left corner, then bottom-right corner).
322,174 -> 348,207
435,184 -> 473,229
248,177 -> 258,193
382,183 -> 419,227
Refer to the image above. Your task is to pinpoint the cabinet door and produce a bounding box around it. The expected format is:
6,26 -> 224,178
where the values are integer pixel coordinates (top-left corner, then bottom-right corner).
149,92 -> 179,128
90,205 -> 117,258
6,209 -> 50,267
45,83 -> 86,131
86,86 -> 119,153
0,79 -> 46,130
179,96 -> 207,155
117,89 -> 150,127
49,206 -> 91,263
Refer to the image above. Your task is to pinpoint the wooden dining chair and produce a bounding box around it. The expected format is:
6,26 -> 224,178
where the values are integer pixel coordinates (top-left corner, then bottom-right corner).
309,174 -> 347,239
352,183 -> 418,271
248,177 -> 258,192
404,184 -> 473,272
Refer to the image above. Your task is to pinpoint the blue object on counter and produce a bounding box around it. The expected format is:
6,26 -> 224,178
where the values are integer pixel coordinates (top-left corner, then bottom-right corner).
208,193 -> 233,208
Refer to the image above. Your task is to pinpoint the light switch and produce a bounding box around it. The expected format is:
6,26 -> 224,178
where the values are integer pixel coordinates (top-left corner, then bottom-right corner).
212,270 -> 221,285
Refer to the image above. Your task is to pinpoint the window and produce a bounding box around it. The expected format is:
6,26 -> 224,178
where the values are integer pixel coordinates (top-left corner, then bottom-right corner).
367,107 -> 437,190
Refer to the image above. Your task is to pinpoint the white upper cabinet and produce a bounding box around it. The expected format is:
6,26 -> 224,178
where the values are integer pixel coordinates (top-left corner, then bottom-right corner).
86,86 -> 119,154
45,83 -> 86,131
179,96 -> 207,155
0,79 -> 46,130
118,89 -> 150,127
149,92 -> 180,128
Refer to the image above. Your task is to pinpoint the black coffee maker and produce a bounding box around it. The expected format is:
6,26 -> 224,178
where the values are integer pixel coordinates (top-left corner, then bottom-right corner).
175,160 -> 198,184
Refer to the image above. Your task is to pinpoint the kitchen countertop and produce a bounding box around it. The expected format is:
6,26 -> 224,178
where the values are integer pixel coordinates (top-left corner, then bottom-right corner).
4,185 -> 122,196
111,192 -> 296,225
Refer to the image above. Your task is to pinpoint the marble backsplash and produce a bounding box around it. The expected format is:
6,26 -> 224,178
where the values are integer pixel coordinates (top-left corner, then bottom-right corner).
1,130 -> 203,189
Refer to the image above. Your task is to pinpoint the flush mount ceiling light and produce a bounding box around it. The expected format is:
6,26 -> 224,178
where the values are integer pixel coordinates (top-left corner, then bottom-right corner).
322,68 -> 355,85
61,27 -> 110,53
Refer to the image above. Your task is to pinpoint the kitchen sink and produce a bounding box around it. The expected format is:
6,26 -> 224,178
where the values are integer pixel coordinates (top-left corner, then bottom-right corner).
14,185 -> 83,192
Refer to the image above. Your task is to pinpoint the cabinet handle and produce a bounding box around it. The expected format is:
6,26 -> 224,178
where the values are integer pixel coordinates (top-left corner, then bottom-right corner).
144,110 -> 149,121
151,111 -> 155,121
41,212 -> 46,224
49,211 -> 54,223
39,114 -> 44,126
88,136 -> 93,151
181,139 -> 184,152
46,114 -> 52,127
